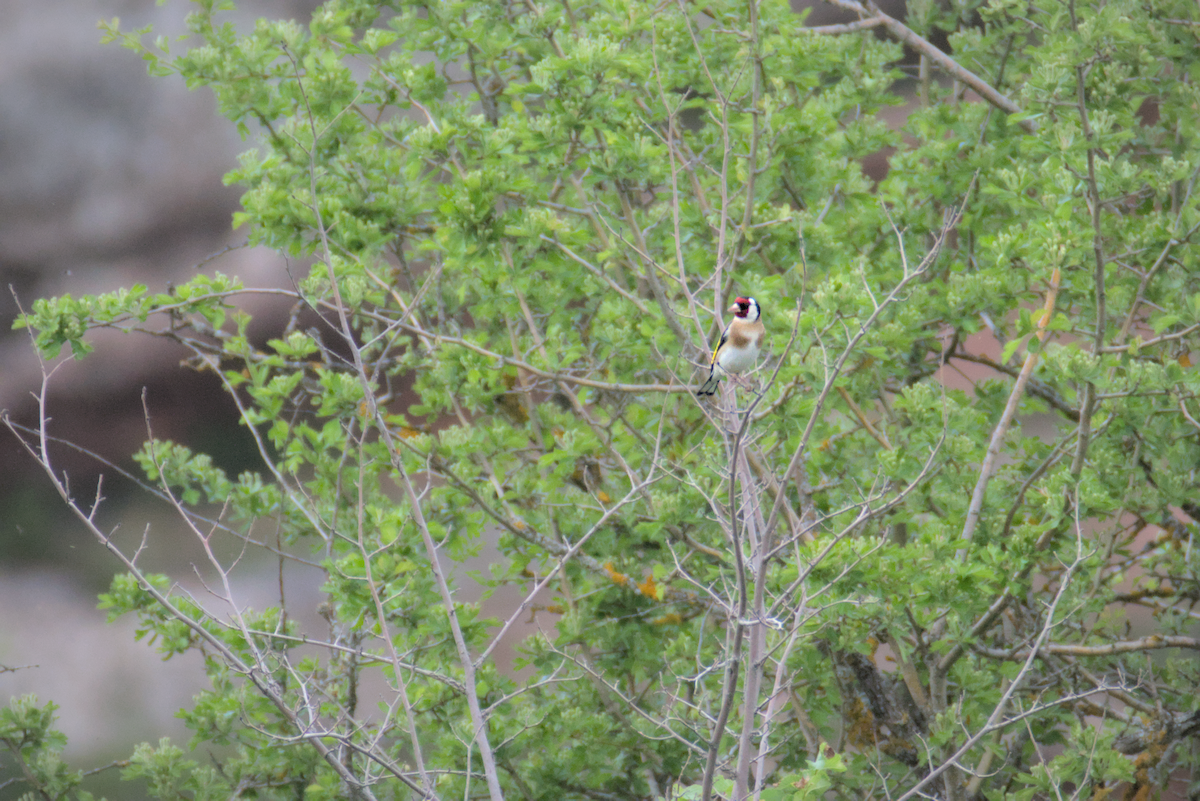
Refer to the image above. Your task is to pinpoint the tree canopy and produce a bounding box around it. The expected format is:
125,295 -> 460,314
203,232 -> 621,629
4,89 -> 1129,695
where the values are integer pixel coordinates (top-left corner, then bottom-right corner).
6,0 -> 1200,798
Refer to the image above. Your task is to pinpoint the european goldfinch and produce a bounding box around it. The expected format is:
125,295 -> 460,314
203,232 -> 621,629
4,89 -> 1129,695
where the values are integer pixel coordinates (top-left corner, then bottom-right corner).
696,297 -> 765,396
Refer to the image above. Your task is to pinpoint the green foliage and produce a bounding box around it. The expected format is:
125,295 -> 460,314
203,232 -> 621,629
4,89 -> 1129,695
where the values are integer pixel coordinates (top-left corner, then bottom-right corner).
11,0 -> 1200,798
0,697 -> 93,801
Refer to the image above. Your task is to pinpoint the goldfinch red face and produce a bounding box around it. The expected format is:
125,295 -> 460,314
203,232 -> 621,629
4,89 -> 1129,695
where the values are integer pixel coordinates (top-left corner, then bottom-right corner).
729,297 -> 760,322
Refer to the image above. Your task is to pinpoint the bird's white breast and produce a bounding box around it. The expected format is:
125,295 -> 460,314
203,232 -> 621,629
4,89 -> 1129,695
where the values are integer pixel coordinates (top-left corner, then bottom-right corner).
717,339 -> 760,373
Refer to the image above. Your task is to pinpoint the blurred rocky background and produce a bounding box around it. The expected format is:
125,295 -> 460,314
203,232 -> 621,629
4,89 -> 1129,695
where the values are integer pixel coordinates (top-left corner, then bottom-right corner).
0,1 -> 321,795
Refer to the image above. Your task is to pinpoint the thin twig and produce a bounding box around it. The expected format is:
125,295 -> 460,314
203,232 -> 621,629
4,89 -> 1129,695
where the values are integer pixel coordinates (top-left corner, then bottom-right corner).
894,498 -> 1090,801
835,385 -> 891,450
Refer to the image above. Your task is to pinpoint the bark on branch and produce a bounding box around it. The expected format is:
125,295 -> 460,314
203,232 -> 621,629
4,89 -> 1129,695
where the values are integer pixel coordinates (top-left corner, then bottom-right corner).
813,0 -> 1037,134
808,15 -> 888,34
1114,710 -> 1200,755
976,634 -> 1200,660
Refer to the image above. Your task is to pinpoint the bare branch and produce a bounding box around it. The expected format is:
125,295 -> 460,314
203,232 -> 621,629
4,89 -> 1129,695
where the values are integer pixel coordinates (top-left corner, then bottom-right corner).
819,0 -> 1036,133
807,16 -> 887,33
958,265 -> 1061,555
977,634 -> 1200,660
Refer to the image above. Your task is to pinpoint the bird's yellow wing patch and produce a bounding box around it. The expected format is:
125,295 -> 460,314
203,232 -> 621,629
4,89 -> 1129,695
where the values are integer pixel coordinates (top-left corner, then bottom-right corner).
710,328 -> 729,365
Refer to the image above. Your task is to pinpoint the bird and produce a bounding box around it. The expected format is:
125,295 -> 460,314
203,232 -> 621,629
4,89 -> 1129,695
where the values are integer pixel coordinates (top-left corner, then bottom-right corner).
696,296 -> 765,396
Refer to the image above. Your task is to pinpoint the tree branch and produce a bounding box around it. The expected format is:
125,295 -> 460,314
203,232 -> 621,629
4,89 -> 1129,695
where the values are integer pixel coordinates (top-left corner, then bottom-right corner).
958,266 -> 1060,555
817,0 -> 1036,133
977,634 -> 1200,660
808,16 -> 887,34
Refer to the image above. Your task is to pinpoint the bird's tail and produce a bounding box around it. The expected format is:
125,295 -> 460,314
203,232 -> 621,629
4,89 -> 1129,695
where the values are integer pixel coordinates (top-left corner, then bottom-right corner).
696,368 -> 720,397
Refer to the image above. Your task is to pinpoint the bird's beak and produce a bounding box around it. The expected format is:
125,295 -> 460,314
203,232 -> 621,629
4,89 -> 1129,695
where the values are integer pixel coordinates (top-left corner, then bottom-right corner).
727,301 -> 741,312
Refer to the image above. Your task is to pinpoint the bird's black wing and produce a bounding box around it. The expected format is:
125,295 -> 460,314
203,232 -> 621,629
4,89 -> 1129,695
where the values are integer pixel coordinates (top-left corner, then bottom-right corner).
710,326 -> 730,365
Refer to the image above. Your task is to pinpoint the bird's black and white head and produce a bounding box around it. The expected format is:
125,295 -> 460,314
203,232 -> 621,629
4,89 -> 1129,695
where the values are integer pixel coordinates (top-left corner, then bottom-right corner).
729,296 -> 761,323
